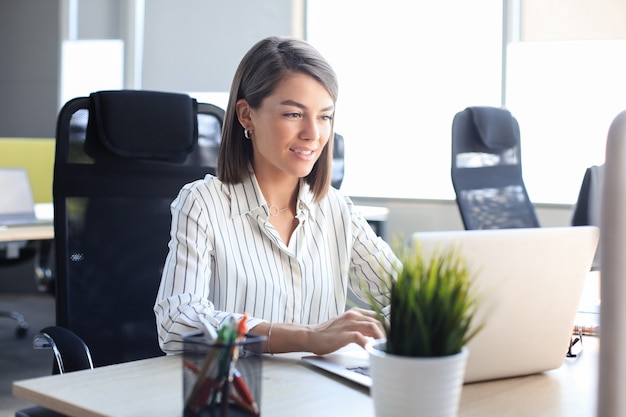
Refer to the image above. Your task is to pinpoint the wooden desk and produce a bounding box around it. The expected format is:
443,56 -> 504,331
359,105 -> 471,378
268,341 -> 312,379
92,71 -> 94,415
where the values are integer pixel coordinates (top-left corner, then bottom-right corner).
0,203 -> 54,242
13,336 -> 598,417
0,224 -> 54,243
356,205 -> 389,239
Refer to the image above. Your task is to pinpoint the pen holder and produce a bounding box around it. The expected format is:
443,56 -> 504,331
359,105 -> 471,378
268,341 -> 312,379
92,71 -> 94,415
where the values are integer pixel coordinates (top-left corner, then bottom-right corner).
183,332 -> 266,417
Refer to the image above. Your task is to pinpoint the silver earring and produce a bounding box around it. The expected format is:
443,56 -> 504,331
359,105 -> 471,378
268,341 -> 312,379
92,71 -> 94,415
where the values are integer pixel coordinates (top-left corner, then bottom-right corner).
244,128 -> 252,139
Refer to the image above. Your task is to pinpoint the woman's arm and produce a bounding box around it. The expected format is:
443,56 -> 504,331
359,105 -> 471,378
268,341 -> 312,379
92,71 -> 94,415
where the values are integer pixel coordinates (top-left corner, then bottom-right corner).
346,201 -> 399,311
249,307 -> 384,355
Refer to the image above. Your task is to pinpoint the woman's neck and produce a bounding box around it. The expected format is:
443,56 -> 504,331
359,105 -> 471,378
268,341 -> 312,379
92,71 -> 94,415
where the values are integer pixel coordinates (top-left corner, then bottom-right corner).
254,168 -> 300,212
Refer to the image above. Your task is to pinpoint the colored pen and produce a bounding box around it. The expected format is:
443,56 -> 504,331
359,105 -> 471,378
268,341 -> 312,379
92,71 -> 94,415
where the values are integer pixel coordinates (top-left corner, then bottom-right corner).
237,313 -> 248,341
229,388 -> 260,415
232,367 -> 259,414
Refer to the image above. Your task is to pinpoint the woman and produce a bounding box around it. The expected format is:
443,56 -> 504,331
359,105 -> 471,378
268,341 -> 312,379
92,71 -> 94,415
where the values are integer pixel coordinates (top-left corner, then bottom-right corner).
154,36 -> 397,355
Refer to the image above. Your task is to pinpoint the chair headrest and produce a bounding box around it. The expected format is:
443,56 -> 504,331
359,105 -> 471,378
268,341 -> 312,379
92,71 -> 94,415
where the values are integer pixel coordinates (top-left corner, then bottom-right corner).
468,106 -> 519,150
88,90 -> 198,162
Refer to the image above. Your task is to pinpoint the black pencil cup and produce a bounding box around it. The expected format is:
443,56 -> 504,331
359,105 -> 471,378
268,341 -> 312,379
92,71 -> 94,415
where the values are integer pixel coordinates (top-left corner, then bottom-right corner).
183,332 -> 266,417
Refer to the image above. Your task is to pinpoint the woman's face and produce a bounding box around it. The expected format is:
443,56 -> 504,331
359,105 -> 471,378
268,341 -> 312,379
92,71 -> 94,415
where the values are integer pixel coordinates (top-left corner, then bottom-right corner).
245,72 -> 335,180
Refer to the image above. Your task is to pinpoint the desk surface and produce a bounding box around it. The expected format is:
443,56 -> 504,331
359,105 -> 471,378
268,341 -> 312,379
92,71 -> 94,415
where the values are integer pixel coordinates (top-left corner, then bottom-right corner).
13,336 -> 598,417
0,224 -> 53,243
0,204 -> 53,243
355,204 -> 389,221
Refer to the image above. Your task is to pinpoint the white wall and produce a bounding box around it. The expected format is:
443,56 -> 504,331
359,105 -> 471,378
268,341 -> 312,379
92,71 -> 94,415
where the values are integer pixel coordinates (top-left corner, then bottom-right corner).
141,0 -> 299,92
0,0 -> 60,137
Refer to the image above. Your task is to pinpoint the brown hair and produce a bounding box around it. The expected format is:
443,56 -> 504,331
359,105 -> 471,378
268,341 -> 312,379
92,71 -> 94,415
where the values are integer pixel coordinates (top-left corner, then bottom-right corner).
217,36 -> 338,202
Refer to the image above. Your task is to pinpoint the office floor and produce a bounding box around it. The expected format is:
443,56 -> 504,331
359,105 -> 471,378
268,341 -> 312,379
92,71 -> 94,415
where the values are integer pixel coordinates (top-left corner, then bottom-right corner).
0,293 -> 55,417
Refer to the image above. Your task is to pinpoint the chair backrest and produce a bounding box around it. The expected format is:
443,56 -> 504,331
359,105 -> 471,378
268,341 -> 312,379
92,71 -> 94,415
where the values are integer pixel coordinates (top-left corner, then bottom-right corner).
572,164 -> 604,267
572,164 -> 604,228
53,90 -> 225,367
451,106 -> 540,230
332,132 -> 345,189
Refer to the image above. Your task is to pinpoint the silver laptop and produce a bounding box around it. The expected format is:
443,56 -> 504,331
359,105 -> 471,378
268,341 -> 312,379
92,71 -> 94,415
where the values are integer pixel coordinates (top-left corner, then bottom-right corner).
303,226 -> 599,386
0,167 -> 44,226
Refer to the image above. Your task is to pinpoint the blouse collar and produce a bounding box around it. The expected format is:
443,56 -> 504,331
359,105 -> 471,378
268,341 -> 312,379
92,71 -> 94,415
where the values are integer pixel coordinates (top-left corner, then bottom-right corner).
228,171 -> 316,220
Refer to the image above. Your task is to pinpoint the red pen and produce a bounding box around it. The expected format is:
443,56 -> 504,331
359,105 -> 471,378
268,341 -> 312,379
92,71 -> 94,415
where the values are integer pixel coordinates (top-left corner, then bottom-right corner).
232,367 -> 259,414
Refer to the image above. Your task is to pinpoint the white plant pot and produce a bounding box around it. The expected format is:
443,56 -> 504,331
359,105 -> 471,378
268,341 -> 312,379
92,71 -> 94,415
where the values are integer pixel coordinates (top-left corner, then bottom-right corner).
366,340 -> 468,417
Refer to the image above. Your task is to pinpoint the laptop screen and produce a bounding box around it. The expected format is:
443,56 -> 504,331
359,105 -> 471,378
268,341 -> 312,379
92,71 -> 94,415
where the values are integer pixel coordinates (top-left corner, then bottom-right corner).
0,167 -> 37,222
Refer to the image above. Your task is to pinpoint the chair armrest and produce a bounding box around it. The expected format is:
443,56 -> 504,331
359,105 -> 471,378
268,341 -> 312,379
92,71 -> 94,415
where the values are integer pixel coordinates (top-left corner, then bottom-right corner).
15,406 -> 68,417
33,326 -> 94,374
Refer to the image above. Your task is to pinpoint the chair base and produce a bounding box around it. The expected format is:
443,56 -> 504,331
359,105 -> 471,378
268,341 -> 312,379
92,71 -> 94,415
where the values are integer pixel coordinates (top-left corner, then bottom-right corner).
1,310 -> 28,338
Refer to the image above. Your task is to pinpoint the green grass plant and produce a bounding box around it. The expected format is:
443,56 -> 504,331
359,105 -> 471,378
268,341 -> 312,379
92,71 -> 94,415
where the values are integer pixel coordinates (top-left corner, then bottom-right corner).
368,239 -> 483,357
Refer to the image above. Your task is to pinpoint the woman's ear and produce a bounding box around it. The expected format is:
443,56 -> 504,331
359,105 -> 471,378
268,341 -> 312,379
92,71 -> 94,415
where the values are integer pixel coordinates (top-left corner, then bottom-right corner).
235,99 -> 252,130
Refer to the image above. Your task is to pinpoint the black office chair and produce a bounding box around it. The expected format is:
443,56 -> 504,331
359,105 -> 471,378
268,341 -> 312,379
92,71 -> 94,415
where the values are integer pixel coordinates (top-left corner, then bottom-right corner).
572,165 -> 604,228
451,106 -> 540,230
49,90 -> 225,367
572,164 -> 604,268
16,90 -> 225,416
332,132 -> 344,189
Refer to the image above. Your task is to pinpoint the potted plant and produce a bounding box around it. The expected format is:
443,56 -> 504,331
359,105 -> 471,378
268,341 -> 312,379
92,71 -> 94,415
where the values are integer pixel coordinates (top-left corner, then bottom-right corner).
365,238 -> 483,417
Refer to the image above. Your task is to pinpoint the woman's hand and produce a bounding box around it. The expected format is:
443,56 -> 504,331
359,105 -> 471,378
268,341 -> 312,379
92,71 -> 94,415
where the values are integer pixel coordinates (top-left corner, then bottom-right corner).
250,308 -> 387,355
307,307 -> 385,355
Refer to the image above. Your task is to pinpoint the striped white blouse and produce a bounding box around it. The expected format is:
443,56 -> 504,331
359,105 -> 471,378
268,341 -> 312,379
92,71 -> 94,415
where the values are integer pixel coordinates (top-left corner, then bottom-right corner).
154,171 -> 397,353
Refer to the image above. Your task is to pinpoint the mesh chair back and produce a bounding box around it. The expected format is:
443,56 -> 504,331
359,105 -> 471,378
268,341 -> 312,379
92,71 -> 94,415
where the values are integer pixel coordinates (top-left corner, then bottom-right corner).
53,90 -> 225,367
451,106 -> 540,230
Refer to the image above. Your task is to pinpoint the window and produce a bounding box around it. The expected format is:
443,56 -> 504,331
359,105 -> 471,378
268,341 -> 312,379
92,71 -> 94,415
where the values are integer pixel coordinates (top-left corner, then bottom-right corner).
307,0 -> 626,204
307,1 -> 502,201
506,39 -> 626,204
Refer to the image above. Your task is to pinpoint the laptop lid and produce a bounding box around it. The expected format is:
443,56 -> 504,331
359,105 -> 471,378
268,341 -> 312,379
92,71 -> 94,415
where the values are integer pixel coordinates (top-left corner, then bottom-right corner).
303,226 -> 599,385
0,167 -> 39,226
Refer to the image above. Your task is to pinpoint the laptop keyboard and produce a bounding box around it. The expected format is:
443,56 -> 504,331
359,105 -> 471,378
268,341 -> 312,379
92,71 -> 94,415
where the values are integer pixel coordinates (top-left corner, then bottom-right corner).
347,365 -> 370,377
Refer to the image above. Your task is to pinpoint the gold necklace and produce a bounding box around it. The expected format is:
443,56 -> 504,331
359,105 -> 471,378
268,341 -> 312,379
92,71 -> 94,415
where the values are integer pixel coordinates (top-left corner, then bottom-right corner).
268,204 -> 289,217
